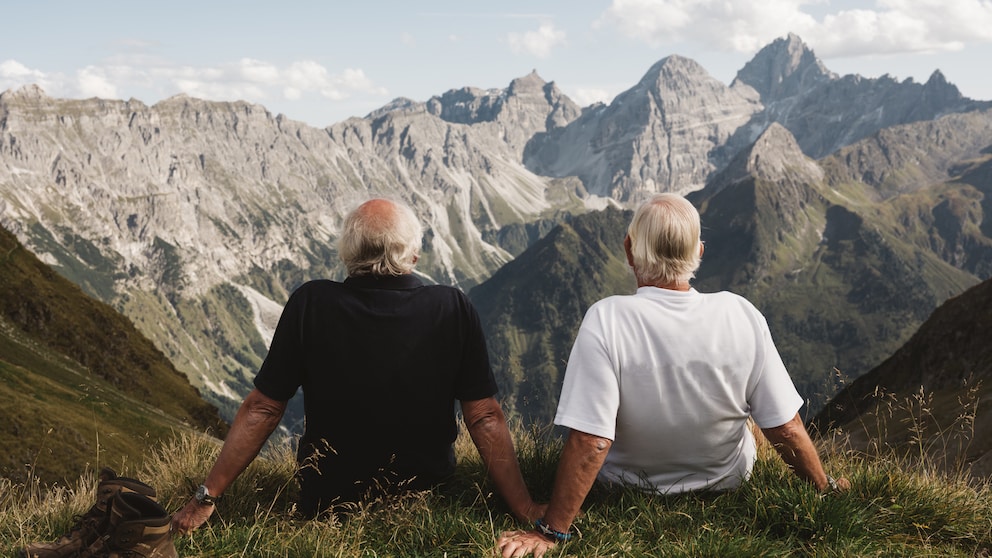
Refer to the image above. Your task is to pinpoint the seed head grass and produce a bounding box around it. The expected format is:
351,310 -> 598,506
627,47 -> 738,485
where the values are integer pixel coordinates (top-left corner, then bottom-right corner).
2,407 -> 990,557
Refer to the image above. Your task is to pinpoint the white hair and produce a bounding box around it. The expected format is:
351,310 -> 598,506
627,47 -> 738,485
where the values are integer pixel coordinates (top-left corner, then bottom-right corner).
627,193 -> 702,286
339,199 -> 423,276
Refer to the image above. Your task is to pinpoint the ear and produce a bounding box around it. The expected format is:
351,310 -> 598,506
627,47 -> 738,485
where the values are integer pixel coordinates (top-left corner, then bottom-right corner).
699,241 -> 705,258
624,235 -> 635,268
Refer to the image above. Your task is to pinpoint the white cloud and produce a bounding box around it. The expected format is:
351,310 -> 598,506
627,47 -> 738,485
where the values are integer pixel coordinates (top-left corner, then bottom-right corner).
77,66 -> 118,98
0,59 -> 57,94
595,0 -> 992,57
809,0 -> 992,57
337,68 -> 382,93
507,23 -> 567,58
0,56 -> 389,110
238,58 -> 281,84
285,61 -> 331,92
569,87 -> 617,107
0,59 -> 44,79
594,0 -> 816,51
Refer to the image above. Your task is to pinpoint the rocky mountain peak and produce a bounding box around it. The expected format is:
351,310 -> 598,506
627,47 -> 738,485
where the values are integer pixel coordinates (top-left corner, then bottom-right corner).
425,85 -> 503,124
733,33 -> 834,100
507,70 -> 547,95
704,122 -> 824,204
365,97 -> 424,119
742,122 -> 824,184
423,71 -> 579,132
637,55 -> 712,92
923,69 -> 964,102
524,52 -> 762,199
0,84 -> 48,102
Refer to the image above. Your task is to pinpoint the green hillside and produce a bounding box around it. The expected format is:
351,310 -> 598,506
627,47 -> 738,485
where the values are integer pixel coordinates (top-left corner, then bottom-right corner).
470,206 -> 635,422
814,277 -> 992,478
0,226 -> 226,484
691,171 -> 979,411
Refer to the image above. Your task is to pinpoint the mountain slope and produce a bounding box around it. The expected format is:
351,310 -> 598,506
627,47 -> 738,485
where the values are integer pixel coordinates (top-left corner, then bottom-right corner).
469,207 -> 635,422
691,122 -> 981,411
814,278 -> 992,477
0,224 -> 226,483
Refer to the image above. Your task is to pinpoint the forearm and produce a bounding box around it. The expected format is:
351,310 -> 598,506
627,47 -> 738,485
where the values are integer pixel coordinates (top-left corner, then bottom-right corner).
761,413 -> 829,490
542,429 -> 612,533
463,398 -> 537,522
204,388 -> 287,495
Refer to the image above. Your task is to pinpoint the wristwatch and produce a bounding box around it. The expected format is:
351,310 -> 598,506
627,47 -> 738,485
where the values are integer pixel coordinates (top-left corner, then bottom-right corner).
825,475 -> 840,493
194,484 -> 219,506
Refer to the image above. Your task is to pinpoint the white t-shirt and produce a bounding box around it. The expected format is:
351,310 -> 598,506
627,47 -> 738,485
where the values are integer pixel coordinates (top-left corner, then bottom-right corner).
554,287 -> 803,493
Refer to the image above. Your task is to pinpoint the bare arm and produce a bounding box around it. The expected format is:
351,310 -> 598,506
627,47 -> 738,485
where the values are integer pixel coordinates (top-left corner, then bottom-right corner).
497,429 -> 612,558
761,413 -> 847,492
172,388 -> 287,533
462,397 -> 542,523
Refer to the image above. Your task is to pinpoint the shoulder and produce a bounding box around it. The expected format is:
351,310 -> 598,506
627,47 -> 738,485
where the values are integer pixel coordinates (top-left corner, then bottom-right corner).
295,278 -> 341,292
423,284 -> 476,309
421,283 -> 469,299
581,294 -> 638,324
698,290 -> 770,328
590,293 -> 635,309
284,279 -> 344,306
290,279 -> 342,297
702,289 -> 761,311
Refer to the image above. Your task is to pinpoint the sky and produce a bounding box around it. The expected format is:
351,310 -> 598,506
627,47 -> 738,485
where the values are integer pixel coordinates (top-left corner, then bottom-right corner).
2,0 -> 991,128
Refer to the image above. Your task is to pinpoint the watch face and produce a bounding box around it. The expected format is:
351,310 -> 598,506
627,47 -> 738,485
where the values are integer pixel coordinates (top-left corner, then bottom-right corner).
196,485 -> 211,503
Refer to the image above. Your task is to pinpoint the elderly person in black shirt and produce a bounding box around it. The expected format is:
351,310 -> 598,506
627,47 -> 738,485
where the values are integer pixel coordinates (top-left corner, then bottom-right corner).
173,198 -> 541,529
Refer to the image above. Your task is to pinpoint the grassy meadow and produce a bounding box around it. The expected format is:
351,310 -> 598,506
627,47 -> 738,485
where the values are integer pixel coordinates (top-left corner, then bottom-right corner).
2,404 -> 991,558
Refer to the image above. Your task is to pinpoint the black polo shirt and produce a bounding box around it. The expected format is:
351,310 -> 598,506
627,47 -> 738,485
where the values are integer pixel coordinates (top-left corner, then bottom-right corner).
253,273 -> 497,516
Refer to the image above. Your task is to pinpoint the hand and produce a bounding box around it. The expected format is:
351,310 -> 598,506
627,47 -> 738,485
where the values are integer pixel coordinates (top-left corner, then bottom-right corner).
497,530 -> 556,558
833,477 -> 852,492
171,498 -> 215,535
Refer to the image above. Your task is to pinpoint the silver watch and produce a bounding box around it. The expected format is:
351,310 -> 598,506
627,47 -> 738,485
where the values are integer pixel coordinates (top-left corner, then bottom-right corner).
825,475 -> 840,492
194,484 -> 219,505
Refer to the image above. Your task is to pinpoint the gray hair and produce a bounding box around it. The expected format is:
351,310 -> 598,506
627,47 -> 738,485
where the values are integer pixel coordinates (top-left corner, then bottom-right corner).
339,199 -> 423,276
627,193 -> 702,286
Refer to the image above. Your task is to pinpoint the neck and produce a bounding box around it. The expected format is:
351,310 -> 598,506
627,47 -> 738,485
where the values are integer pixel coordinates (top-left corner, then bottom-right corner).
639,279 -> 691,291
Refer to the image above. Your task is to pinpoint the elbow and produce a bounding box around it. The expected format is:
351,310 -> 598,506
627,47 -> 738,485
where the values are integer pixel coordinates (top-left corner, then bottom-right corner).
760,414 -> 805,445
243,390 -> 287,431
466,405 -> 506,436
462,398 -> 514,447
571,430 -> 612,457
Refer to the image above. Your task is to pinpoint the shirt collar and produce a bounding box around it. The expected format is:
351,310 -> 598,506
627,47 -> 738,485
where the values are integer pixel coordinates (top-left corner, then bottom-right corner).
636,286 -> 699,297
343,273 -> 424,290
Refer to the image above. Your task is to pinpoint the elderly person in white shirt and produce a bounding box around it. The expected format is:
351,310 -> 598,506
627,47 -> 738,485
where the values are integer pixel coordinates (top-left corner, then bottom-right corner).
498,193 -> 848,558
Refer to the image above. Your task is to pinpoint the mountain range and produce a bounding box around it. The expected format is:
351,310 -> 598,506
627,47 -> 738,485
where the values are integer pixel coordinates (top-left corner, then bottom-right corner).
0,33 -> 989,430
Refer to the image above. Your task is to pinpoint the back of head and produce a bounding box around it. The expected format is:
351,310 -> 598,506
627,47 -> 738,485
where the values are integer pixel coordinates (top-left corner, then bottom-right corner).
627,193 -> 702,286
339,199 -> 423,277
